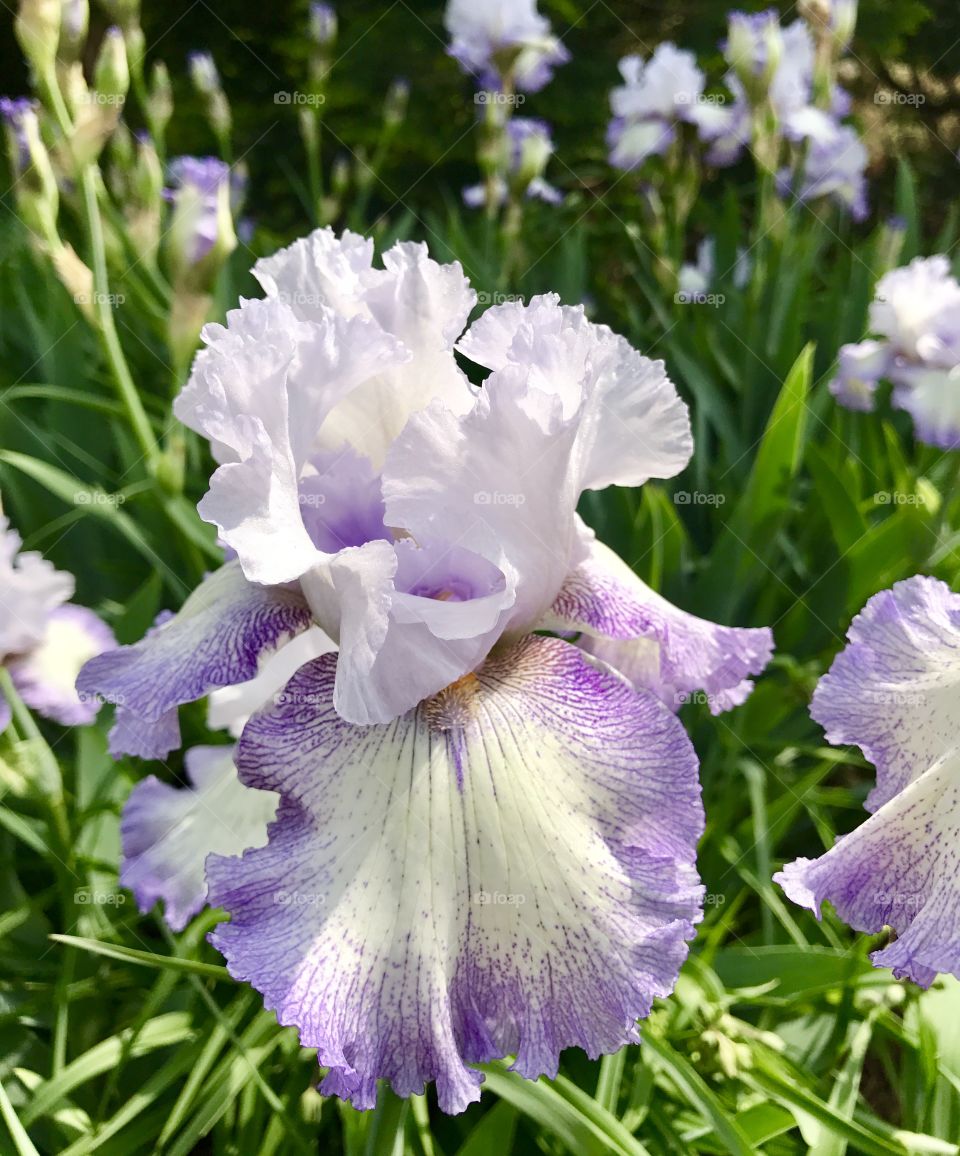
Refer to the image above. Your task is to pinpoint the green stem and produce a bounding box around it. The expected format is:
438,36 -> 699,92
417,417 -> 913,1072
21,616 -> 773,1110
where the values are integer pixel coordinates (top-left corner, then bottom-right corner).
79,166 -> 162,478
0,670 -> 71,857
364,1086 -> 408,1156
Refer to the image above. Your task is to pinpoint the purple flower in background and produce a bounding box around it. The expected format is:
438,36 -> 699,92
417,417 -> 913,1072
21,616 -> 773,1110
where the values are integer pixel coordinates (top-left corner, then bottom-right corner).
308,2 -> 337,47
828,339 -> 889,411
80,228 -> 773,1112
164,156 -> 233,268
830,256 -> 960,447
0,518 -> 115,733
779,123 -> 869,219
776,576 -> 960,986
0,96 -> 37,176
444,0 -> 569,92
705,10 -> 864,204
463,117 -> 562,208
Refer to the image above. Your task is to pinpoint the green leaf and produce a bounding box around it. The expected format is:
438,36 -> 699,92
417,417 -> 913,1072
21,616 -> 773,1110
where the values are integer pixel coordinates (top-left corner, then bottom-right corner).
47,934 -> 231,981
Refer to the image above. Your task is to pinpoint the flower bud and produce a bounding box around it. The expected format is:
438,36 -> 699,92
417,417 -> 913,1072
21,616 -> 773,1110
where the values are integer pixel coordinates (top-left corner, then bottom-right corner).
383,77 -> 409,129
308,2 -> 336,90
725,10 -> 783,104
58,0 -> 88,62
309,2 -> 337,48
15,0 -> 61,76
188,51 -> 220,96
126,132 -> 163,258
830,0 -> 857,50
163,155 -> 237,289
124,22 -> 145,81
94,26 -> 129,106
1,98 -> 60,242
147,61 -> 173,137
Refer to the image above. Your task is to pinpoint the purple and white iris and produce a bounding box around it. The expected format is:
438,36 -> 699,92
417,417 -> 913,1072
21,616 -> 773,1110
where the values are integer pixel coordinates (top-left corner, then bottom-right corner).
698,11 -> 869,217
0,517 -> 115,733
444,0 -> 569,93
164,156 -> 235,271
830,256 -> 960,448
607,44 -> 727,171
463,117 -> 562,208
80,228 -> 773,1112
776,576 -> 960,986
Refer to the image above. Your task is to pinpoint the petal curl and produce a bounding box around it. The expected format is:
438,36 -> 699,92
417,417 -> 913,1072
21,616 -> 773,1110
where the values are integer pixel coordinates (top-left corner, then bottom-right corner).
457,294 -> 692,489
776,750 -> 960,987
542,534 -> 773,713
177,297 -> 407,585
207,635 -> 704,1112
77,562 -> 312,758
809,575 -> 960,812
121,745 -> 278,931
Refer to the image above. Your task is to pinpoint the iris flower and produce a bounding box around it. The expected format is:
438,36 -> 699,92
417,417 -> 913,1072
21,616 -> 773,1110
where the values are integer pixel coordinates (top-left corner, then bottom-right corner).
443,0 -> 569,93
777,576 -> 960,986
81,228 -> 773,1111
0,517 -> 115,732
830,256 -> 960,447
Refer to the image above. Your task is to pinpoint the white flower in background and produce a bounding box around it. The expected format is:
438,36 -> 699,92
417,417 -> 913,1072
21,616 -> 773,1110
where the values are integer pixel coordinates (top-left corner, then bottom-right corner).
607,44 -> 727,170
830,256 -> 960,447
444,0 -> 569,92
